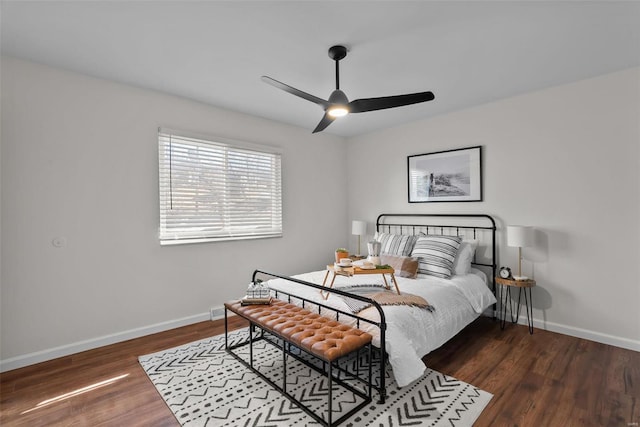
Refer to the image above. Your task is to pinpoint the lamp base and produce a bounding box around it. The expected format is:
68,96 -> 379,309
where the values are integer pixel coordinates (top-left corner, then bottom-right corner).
513,275 -> 529,281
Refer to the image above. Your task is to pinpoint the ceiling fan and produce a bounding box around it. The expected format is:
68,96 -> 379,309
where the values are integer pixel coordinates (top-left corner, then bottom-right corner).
261,45 -> 435,134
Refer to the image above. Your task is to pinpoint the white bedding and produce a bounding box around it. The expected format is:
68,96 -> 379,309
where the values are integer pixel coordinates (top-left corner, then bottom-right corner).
265,268 -> 496,387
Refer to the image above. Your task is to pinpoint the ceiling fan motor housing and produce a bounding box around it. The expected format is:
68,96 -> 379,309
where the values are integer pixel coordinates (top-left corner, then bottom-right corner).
328,89 -> 349,105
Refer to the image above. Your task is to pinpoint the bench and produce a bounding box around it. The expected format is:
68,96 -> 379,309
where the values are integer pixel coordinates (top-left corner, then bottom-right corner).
224,298 -> 373,427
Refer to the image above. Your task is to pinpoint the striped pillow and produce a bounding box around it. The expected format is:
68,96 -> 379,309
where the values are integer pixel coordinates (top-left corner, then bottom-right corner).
376,232 -> 418,257
411,235 -> 462,279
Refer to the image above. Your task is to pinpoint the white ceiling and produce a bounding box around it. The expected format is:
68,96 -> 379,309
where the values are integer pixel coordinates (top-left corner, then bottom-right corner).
2,1 -> 639,137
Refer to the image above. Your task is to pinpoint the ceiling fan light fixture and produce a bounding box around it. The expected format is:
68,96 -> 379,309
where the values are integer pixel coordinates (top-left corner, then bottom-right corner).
327,89 -> 350,117
327,105 -> 349,117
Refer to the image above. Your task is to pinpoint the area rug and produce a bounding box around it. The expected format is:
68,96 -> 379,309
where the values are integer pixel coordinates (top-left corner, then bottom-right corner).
139,328 -> 492,426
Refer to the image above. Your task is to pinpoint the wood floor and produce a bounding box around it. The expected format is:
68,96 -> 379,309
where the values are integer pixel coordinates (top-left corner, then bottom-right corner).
1,316 -> 638,426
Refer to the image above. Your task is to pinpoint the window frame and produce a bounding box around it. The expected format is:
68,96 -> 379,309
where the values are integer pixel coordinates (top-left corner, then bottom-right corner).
158,128 -> 283,245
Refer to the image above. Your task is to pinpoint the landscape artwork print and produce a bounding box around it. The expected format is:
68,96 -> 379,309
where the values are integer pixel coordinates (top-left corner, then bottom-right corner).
408,146 -> 482,202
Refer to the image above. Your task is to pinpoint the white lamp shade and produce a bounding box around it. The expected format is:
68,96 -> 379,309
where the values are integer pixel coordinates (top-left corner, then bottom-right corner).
507,225 -> 534,247
351,220 -> 367,236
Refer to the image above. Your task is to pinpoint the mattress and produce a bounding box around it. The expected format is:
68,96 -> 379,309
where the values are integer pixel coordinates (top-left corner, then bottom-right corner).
265,268 -> 496,387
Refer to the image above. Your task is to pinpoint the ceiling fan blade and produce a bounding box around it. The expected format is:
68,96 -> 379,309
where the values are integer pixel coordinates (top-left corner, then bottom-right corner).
261,76 -> 329,108
312,112 -> 336,134
349,91 -> 435,113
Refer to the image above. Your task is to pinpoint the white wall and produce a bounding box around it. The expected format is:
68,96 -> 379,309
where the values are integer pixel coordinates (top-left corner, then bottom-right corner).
0,57 -> 348,368
2,58 -> 638,372
347,67 -> 640,350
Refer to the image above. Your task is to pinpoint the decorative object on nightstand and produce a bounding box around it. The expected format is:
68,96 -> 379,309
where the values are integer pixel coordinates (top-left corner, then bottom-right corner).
351,220 -> 367,256
496,276 -> 536,334
499,266 -> 512,279
507,225 -> 534,280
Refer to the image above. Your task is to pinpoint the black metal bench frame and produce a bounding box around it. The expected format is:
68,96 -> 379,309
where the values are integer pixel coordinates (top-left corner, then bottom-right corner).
225,270 -> 387,426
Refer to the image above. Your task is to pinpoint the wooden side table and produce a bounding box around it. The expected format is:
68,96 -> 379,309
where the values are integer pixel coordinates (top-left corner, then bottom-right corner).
321,264 -> 400,299
496,277 -> 536,334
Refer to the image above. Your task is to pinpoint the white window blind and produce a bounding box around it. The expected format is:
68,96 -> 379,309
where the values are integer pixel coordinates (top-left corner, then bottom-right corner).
158,129 -> 282,245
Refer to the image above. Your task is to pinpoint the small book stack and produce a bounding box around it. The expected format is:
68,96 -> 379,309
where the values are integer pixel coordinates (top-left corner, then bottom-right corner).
241,296 -> 272,306
241,281 -> 272,305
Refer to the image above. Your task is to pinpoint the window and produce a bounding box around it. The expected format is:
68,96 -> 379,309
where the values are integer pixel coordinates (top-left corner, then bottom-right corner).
158,129 -> 282,245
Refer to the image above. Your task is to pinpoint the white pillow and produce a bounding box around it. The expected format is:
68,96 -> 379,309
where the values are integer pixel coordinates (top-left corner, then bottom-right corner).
375,232 -> 418,257
411,235 -> 462,279
453,239 -> 479,276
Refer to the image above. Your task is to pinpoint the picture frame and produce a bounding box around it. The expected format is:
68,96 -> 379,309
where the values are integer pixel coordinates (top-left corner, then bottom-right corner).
408,146 -> 482,203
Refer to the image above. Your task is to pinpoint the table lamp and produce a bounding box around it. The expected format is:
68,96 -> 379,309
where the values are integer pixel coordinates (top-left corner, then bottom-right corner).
351,220 -> 367,256
507,225 -> 534,280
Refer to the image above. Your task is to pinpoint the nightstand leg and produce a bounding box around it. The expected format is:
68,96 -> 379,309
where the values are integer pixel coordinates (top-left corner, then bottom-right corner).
500,285 -> 513,330
500,285 -> 505,329
524,287 -> 534,334
510,289 -> 518,323
516,287 -> 523,323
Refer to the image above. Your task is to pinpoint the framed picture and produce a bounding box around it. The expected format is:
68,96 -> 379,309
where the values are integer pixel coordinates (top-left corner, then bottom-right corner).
408,146 -> 482,203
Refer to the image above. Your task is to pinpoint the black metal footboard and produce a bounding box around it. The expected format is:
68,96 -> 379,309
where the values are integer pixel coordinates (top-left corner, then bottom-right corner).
249,269 -> 388,404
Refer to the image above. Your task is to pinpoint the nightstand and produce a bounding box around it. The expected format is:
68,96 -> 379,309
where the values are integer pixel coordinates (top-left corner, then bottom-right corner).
496,277 -> 536,334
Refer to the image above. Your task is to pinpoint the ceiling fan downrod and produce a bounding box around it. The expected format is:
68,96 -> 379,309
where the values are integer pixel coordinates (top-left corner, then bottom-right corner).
328,45 -> 347,90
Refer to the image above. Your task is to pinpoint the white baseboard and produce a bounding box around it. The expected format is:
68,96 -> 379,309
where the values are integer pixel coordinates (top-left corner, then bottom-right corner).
0,306 -> 226,373
509,314 -> 640,352
3,307 -> 637,373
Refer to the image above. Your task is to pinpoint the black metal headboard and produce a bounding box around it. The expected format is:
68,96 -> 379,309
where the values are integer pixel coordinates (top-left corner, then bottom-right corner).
376,213 -> 497,294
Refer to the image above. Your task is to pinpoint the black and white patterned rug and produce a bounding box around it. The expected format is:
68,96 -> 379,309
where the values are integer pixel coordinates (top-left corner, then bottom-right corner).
139,328 -> 492,426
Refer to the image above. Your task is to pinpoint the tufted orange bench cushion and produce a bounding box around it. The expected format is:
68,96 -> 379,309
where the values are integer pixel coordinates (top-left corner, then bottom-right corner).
225,299 -> 372,362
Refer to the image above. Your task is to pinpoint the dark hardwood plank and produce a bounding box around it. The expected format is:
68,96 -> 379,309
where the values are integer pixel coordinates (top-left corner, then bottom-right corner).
423,319 -> 640,427
0,316 -> 248,426
1,316 -> 638,426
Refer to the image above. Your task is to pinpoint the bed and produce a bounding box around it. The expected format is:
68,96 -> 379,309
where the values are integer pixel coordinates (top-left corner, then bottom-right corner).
252,213 -> 497,398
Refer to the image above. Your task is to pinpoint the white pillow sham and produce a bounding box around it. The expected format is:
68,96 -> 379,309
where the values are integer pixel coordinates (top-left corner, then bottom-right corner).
452,239 -> 479,276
